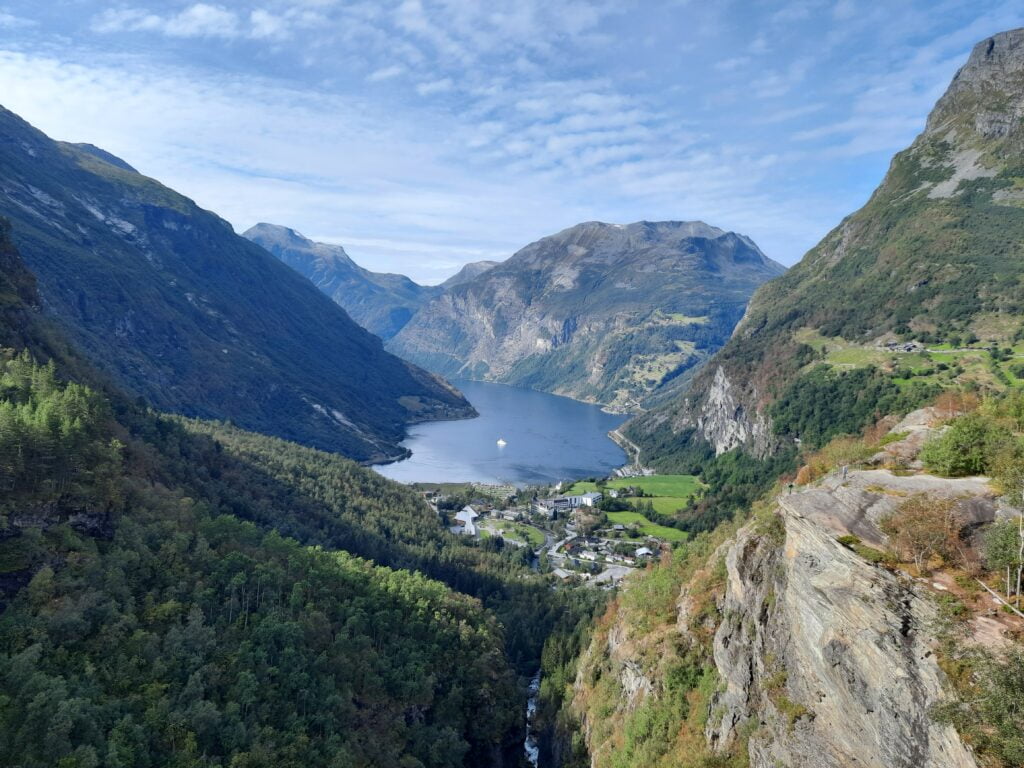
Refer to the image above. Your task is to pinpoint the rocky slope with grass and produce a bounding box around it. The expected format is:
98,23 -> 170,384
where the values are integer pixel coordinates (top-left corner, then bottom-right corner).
389,220 -> 783,411
0,107 -> 474,462
628,28 -> 1024,465
568,406 -> 1022,768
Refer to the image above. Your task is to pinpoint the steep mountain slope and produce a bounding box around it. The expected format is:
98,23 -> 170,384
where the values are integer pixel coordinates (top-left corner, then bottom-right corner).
0,107 -> 473,461
0,222 -> 530,766
389,221 -> 784,411
629,28 -> 1024,465
440,259 -> 500,289
244,222 -> 442,339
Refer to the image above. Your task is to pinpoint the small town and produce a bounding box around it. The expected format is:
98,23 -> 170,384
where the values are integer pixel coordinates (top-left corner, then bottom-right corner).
415,475 -> 698,588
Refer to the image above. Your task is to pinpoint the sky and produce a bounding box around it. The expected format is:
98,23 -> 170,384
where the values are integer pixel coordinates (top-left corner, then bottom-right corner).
0,2 -> 1022,284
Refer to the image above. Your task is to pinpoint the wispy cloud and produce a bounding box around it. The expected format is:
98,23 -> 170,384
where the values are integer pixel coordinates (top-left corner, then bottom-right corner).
415,77 -> 453,96
1,0 -> 1022,281
367,64 -> 405,82
93,4 -> 241,38
0,11 -> 33,29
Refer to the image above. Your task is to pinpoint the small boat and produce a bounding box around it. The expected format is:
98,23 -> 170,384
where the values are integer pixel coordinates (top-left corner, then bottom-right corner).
496,438 -> 507,447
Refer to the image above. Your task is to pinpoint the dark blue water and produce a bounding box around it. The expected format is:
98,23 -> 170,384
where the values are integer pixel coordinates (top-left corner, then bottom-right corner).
374,380 -> 627,486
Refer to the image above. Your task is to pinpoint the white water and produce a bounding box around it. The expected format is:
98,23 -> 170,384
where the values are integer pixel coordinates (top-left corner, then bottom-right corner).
524,671 -> 541,767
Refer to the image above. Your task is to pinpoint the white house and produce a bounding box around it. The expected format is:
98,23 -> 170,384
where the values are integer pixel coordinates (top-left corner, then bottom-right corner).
547,492 -> 604,511
635,546 -> 654,558
453,506 -> 479,536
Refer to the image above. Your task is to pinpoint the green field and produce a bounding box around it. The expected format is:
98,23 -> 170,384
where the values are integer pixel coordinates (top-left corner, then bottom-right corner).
606,511 -> 687,542
566,474 -> 703,499
488,520 -> 545,548
627,496 -> 691,515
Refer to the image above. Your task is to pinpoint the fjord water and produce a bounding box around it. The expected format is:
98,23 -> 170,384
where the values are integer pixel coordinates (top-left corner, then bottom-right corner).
375,380 -> 627,485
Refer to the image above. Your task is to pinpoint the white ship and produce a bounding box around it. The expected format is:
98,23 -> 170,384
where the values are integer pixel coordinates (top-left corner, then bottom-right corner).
496,438 -> 507,447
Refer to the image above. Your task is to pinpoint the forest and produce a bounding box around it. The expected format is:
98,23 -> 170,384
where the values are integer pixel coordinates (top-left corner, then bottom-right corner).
0,350 -> 586,767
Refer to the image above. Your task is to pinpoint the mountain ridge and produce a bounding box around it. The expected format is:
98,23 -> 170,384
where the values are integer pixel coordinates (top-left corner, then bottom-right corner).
627,27 -> 1024,468
243,222 -> 445,340
0,106 -> 474,462
389,219 -> 785,411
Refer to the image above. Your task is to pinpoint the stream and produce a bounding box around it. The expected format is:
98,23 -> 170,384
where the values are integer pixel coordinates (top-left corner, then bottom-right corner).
524,670 -> 541,767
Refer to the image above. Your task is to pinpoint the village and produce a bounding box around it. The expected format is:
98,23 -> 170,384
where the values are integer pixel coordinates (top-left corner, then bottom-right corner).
416,476 -> 697,589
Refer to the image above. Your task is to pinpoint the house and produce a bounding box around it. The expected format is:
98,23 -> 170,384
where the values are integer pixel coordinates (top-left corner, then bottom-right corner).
498,509 -> 519,521
552,567 -> 573,581
635,546 -> 654,558
531,499 -> 557,518
452,505 -> 479,536
548,492 -> 604,510
579,551 -> 598,561
612,524 -> 626,532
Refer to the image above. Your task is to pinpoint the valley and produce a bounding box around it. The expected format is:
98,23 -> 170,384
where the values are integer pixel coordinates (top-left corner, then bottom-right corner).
2,14 -> 1024,768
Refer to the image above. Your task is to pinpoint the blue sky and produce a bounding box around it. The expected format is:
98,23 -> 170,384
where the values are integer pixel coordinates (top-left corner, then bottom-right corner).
0,1 -> 1022,283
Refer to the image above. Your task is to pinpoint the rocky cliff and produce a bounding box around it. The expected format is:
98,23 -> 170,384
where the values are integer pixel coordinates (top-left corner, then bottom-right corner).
389,220 -> 783,411
627,28 -> 1024,464
570,425 -> 1002,767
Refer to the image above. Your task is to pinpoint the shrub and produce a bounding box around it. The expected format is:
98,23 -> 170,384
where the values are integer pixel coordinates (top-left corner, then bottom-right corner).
880,494 -> 963,573
920,412 -> 1013,477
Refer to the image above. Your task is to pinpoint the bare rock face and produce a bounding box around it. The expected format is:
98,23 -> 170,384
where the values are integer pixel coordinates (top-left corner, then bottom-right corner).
244,223 -> 440,341
693,366 -> 774,456
927,28 -> 1024,141
707,507 -> 977,768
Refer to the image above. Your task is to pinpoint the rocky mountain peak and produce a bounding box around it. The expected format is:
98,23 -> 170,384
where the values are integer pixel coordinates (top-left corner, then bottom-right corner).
244,222 -> 355,267
926,27 -> 1024,140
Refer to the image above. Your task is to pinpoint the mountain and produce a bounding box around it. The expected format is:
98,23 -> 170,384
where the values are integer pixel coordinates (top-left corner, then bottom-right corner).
243,222 -> 443,339
0,220 -> 533,767
0,106 -> 474,462
439,259 -> 500,289
627,28 -> 1024,468
389,221 -> 785,411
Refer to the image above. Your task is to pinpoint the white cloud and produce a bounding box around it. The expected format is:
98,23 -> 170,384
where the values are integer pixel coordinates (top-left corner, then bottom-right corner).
714,56 -> 750,72
8,0 -> 1024,278
249,9 -> 288,40
0,11 -> 34,29
367,64 -> 405,81
415,77 -> 453,96
93,4 -> 240,38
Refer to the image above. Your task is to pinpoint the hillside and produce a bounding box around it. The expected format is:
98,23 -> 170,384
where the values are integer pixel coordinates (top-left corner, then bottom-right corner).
389,221 -> 784,411
628,28 -> 1024,468
560,404 -> 1024,768
0,107 -> 474,462
0,221 -> 571,766
244,223 -> 442,340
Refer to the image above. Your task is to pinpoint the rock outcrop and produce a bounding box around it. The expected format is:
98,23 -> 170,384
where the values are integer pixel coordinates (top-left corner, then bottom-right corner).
572,446 -> 993,767
707,499 -> 976,768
